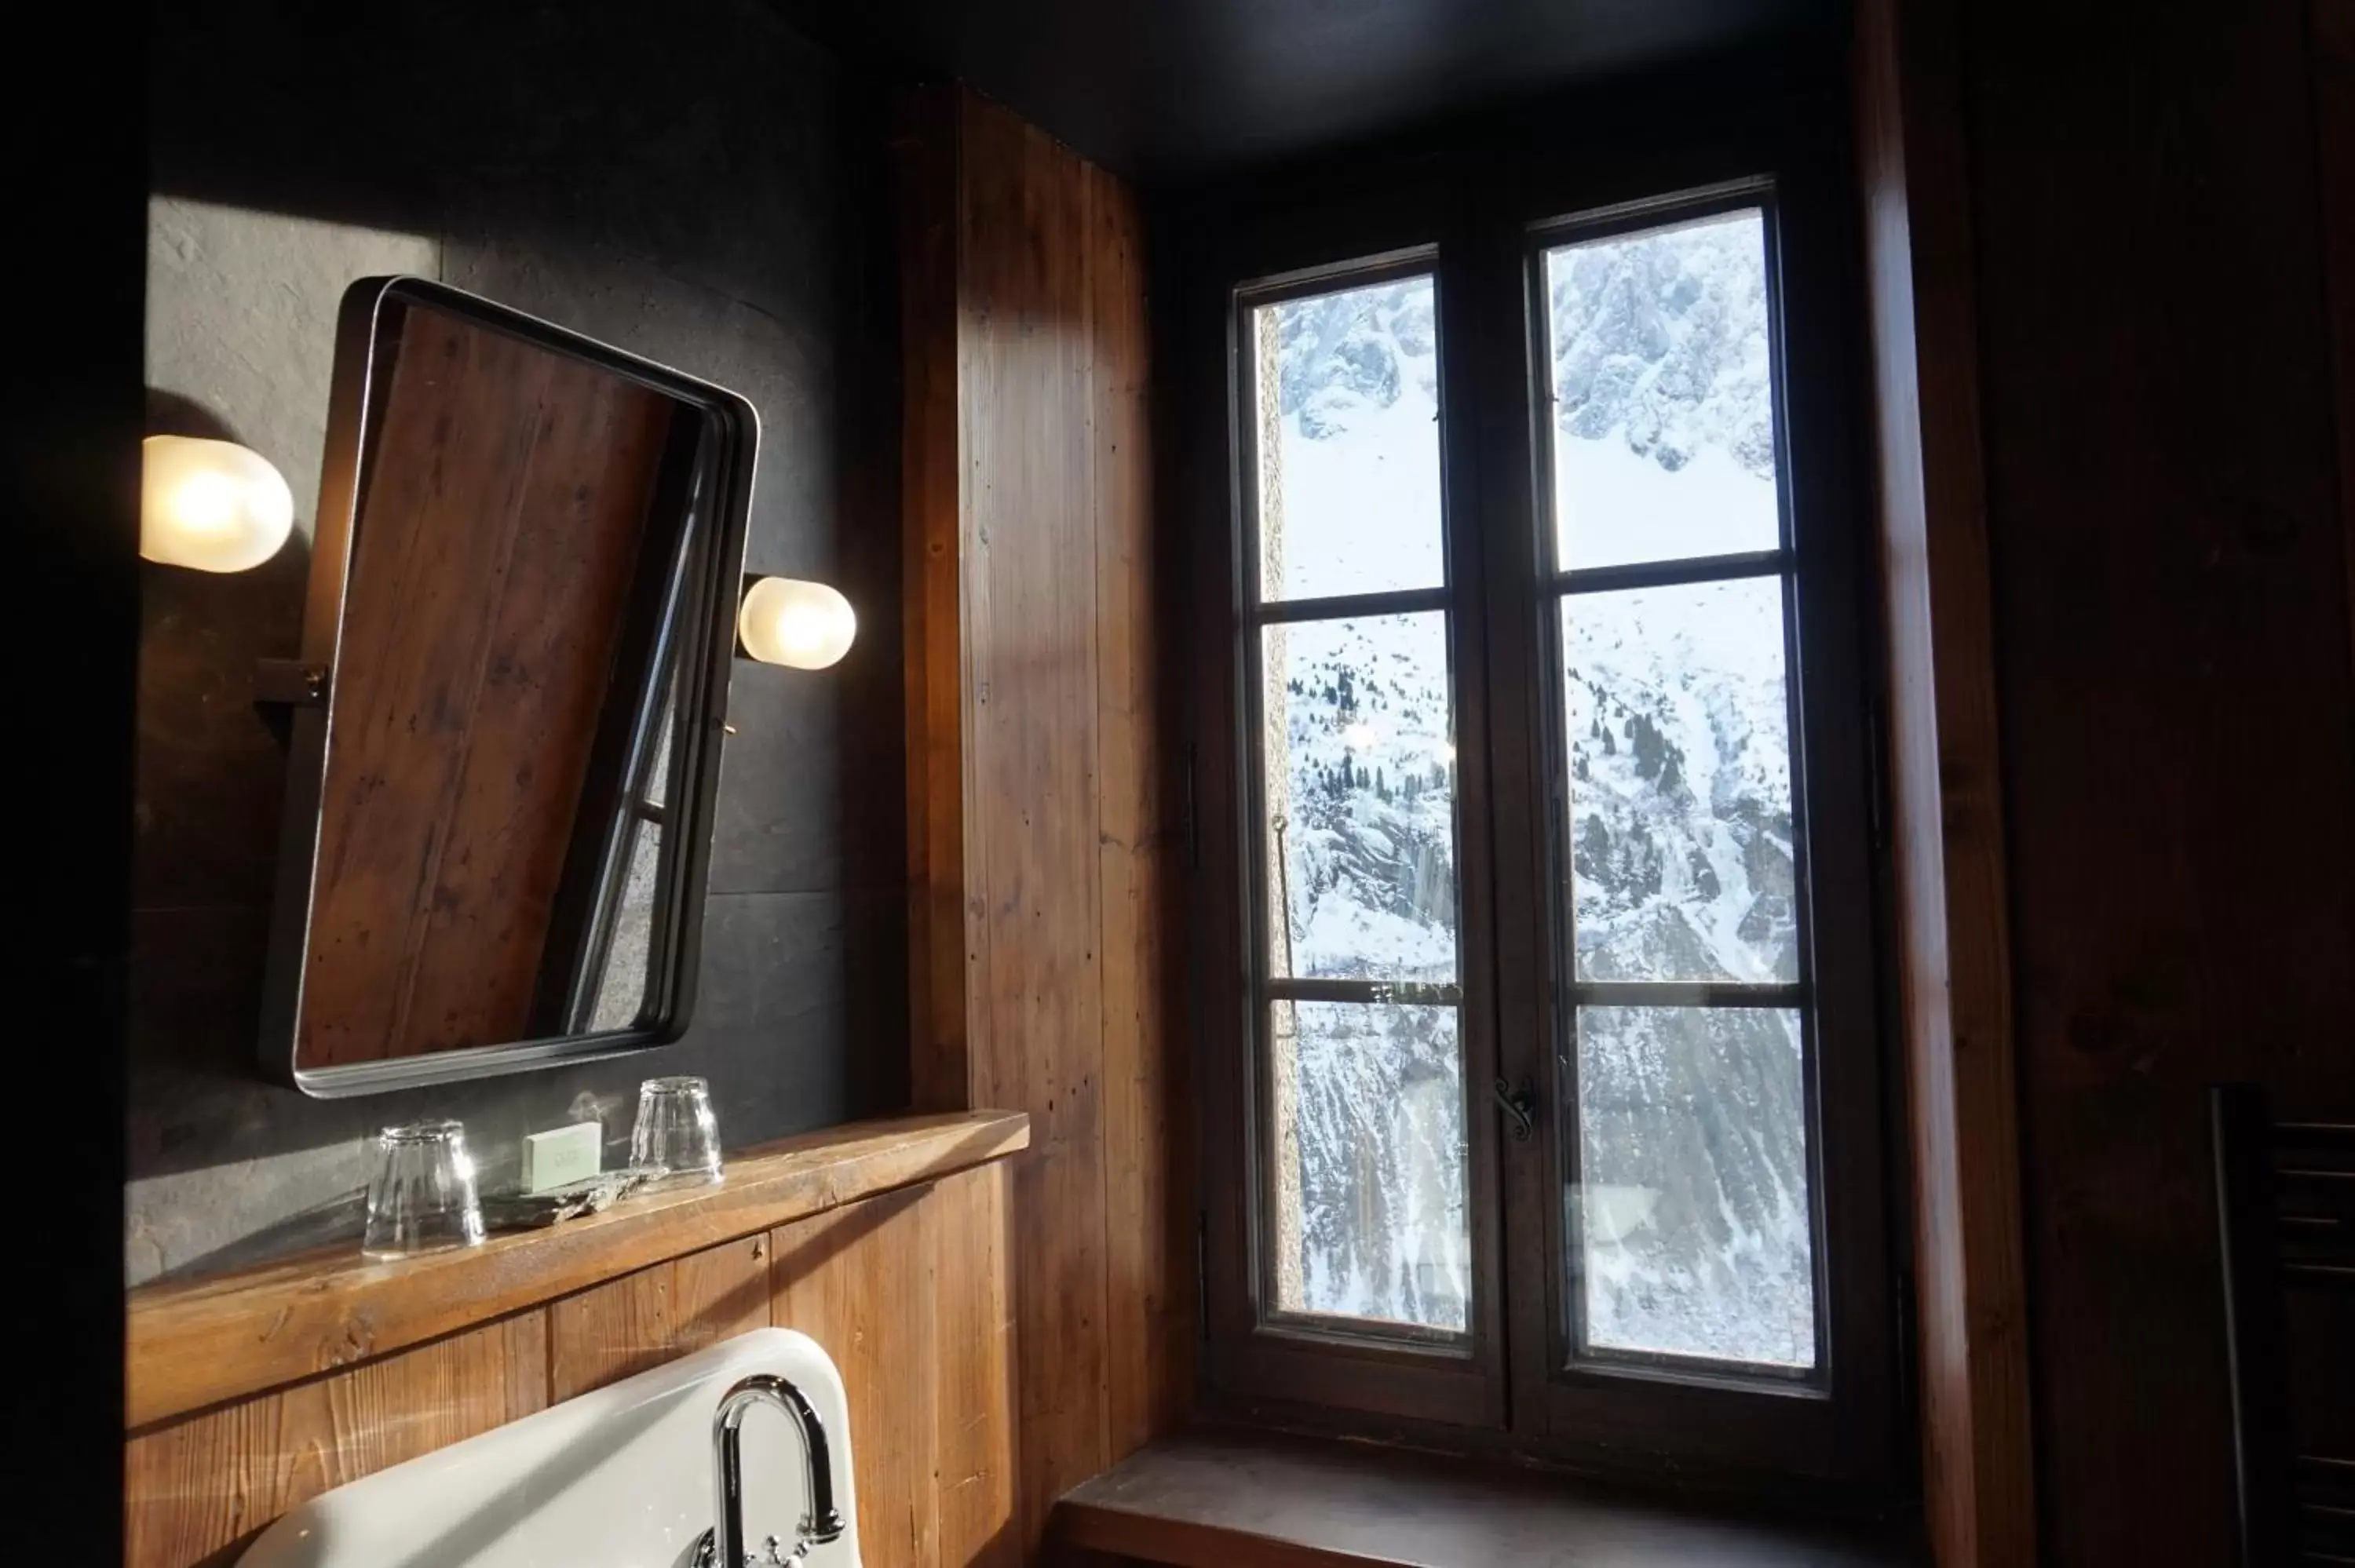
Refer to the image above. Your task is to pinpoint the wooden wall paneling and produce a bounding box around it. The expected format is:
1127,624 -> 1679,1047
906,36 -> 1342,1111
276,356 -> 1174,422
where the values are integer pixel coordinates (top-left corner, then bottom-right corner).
958,89 -> 1119,1551
1956,0 -> 2355,1561
900,81 -> 1183,1557
128,1112 -> 1027,1430
125,1315 -> 547,1568
772,1180 -> 940,1566
1850,0 -> 2038,1561
901,84 -> 980,1117
126,1149 -> 1023,1568
1084,133 -> 1191,1462
2319,0 -> 2355,688
548,1234 -> 771,1402
928,1161 -> 1021,1568
767,1167 -> 1024,1568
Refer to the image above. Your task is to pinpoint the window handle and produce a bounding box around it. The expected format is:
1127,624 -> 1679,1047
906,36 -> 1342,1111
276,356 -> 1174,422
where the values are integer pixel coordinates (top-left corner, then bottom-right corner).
1493,1078 -> 1538,1142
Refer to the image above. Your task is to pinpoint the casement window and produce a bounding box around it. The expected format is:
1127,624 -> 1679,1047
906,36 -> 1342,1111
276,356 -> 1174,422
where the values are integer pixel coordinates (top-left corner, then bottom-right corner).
1195,170 -> 1897,1486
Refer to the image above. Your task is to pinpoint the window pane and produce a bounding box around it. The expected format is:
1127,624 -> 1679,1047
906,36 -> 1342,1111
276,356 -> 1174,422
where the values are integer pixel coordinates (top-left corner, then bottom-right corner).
1261,613 -> 1457,983
1563,577 -> 1795,984
1269,998 -> 1469,1332
1572,1005 -> 1815,1368
1251,275 -> 1445,601
1544,209 -> 1780,571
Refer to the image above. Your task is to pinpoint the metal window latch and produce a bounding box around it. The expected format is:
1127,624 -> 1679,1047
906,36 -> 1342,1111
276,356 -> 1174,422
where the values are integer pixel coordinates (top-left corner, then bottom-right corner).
1493,1078 -> 1537,1142
253,658 -> 330,708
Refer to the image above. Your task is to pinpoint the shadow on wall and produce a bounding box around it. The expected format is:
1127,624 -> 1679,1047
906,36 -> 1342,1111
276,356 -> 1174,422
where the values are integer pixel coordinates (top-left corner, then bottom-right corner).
129,0 -> 910,1285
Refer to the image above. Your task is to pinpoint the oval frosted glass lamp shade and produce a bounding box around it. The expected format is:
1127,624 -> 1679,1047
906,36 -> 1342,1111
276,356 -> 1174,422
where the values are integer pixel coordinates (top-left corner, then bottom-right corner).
737,576 -> 856,669
141,436 -> 295,573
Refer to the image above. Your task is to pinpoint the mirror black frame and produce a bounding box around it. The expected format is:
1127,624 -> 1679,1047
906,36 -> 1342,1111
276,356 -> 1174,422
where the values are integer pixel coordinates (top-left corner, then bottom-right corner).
258,276 -> 757,1098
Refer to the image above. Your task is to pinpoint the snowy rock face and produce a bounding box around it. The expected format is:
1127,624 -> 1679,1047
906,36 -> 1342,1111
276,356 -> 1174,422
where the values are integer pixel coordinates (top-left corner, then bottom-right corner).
1256,209 -> 1814,1366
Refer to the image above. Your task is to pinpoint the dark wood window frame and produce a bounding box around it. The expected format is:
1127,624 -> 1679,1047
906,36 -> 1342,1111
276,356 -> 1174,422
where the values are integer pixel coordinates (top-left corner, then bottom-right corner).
1178,67 -> 1905,1500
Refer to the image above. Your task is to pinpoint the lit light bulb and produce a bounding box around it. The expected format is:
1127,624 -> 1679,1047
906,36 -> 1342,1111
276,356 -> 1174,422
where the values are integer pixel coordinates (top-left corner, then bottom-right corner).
141,436 -> 295,573
737,576 -> 856,670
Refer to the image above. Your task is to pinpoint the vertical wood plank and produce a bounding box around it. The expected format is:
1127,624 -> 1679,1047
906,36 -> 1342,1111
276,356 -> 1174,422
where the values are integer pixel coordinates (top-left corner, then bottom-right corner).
1850,0 -> 2038,1560
1967,0 -> 2353,1557
547,1234 -> 770,1402
901,84 -> 980,1117
1086,160 -> 1191,1462
2318,0 -> 2355,690
955,90 -> 1116,1552
903,83 -> 1181,1551
772,1183 -> 941,1568
931,1161 -> 1020,1568
124,1314 -> 548,1568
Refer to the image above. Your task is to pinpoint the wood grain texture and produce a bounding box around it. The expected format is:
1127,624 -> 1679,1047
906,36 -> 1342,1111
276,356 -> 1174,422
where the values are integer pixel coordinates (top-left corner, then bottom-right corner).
126,1110 -> 1028,1429
1051,1432 -> 1922,1568
1850,1 -> 2038,1560
1955,0 -> 2355,1562
775,1184 -> 943,1567
930,1161 -> 1020,1568
126,1315 -> 546,1568
301,306 -> 673,1067
900,83 -> 979,1118
549,1234 -> 771,1401
2319,0 -> 2355,690
125,1150 -> 1024,1568
770,1163 -> 1020,1568
962,93 -> 1117,1548
899,82 -> 1186,1559
1087,143 -> 1192,1461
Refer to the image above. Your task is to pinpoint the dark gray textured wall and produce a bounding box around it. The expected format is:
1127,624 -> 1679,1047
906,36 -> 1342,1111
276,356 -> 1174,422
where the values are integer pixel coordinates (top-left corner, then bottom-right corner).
130,0 -> 907,1283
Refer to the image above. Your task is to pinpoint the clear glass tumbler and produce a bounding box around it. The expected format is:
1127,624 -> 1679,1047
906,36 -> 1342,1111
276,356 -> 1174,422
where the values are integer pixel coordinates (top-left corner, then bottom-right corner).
362,1120 -> 486,1259
631,1075 -> 724,1188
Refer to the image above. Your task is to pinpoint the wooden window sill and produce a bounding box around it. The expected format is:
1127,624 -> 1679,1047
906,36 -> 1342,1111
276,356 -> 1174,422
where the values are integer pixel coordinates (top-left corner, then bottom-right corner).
1053,1431 -> 1924,1568
126,1109 -> 1028,1429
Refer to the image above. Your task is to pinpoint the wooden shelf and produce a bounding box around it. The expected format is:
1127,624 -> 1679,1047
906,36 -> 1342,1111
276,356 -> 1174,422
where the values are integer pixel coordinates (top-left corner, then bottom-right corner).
1053,1431 -> 1923,1568
126,1109 -> 1028,1430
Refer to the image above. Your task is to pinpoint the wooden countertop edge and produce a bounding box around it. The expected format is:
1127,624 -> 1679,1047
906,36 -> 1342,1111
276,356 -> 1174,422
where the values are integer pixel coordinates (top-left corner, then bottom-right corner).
126,1109 -> 1029,1431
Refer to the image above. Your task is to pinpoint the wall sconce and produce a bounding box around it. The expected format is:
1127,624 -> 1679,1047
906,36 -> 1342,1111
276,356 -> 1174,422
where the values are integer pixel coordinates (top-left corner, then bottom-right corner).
141,436 -> 294,573
736,576 -> 856,670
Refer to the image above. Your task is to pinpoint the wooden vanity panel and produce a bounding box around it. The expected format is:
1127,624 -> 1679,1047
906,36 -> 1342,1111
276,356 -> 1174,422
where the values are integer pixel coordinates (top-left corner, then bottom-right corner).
125,1315 -> 547,1568
773,1183 -> 942,1566
931,1161 -> 1020,1568
127,1112 -> 1027,1430
122,1117 -> 1025,1568
547,1233 -> 771,1402
301,304 -> 674,1067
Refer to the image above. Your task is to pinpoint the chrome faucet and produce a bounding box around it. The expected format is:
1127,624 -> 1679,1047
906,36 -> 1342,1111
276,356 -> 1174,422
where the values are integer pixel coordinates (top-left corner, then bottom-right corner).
692,1372 -> 847,1567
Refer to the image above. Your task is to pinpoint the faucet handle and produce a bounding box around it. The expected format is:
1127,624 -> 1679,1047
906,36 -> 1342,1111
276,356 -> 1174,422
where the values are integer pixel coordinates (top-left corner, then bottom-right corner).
685,1530 -> 807,1568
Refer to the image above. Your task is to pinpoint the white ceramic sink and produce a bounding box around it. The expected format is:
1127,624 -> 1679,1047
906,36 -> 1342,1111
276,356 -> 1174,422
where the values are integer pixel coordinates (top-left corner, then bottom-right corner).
239,1327 -> 863,1568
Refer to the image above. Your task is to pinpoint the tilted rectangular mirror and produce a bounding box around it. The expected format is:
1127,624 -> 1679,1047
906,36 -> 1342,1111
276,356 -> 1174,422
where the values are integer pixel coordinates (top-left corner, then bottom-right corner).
261,278 -> 755,1096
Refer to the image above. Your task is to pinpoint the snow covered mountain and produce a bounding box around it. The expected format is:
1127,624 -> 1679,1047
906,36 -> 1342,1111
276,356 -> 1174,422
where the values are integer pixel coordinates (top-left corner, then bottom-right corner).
1258,210 -> 1815,1366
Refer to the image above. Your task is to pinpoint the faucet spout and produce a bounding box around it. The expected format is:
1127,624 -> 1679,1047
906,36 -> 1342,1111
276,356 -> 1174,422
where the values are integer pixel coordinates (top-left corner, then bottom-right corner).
710,1371 -> 846,1565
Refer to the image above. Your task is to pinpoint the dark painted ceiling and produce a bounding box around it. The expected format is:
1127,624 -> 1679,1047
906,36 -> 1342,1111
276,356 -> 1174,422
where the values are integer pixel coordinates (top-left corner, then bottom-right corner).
780,0 -> 1839,181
